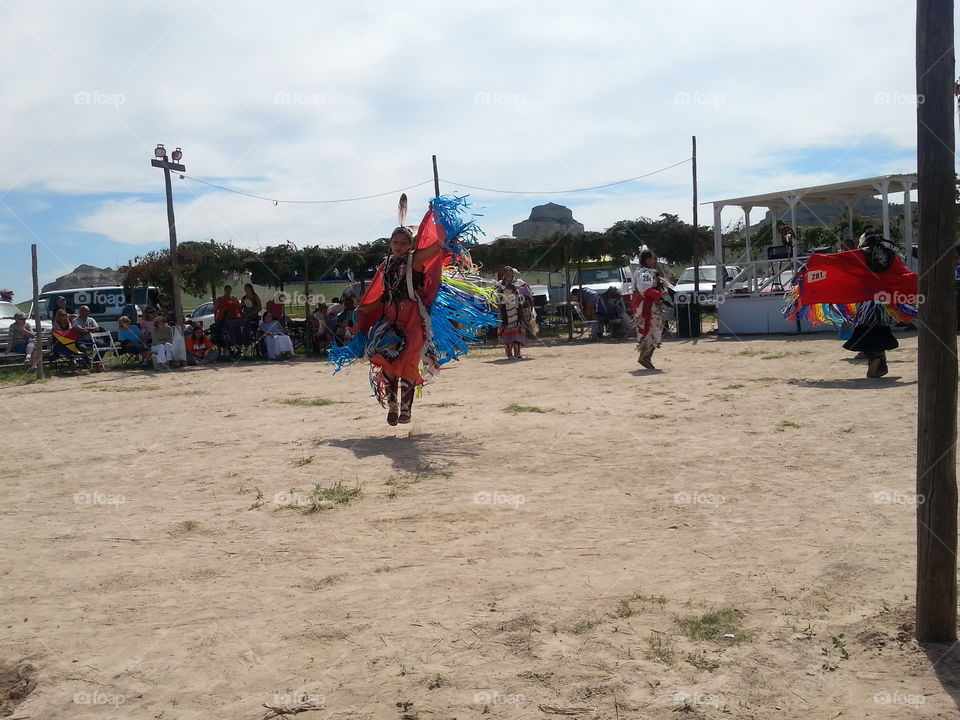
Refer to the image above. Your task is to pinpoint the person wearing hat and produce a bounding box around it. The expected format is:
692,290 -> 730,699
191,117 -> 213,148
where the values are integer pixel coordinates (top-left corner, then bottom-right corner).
50,295 -> 70,319
7,312 -> 36,368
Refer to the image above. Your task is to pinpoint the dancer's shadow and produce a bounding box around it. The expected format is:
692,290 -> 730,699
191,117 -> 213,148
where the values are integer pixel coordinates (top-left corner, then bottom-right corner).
787,377 -> 915,388
629,368 -> 664,376
319,432 -> 482,472
485,357 -> 533,364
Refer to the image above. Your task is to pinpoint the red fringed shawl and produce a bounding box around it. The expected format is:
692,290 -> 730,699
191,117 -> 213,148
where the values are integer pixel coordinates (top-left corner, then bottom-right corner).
795,249 -> 918,306
356,207 -> 449,334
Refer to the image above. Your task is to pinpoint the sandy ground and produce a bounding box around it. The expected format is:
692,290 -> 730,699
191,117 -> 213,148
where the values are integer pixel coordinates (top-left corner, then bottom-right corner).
2,330 -> 959,720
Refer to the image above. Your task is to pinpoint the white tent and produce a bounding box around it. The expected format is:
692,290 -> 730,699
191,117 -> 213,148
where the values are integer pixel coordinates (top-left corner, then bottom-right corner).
707,173 -> 917,334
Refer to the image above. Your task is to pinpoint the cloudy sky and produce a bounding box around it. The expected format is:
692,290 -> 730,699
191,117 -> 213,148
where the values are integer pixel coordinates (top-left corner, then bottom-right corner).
0,0 -> 944,300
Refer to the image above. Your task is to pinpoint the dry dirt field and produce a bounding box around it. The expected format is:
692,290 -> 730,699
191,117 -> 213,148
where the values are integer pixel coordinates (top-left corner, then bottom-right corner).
2,330 -> 959,719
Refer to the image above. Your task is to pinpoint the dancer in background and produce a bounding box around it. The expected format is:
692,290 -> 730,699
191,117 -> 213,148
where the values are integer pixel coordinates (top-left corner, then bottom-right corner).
784,229 -> 918,378
495,266 -> 534,359
633,249 -> 670,369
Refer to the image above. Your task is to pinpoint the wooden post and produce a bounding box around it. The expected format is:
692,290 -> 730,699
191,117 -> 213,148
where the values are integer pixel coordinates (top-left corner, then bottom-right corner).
303,247 -> 312,353
915,0 -> 958,644
432,155 -> 440,198
692,135 -> 700,295
564,243 -> 573,341
31,244 -> 44,379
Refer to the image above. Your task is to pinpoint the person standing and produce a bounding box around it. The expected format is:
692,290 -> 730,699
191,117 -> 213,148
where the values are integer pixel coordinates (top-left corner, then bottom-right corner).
240,283 -> 263,321
633,250 -> 670,369
214,286 -> 241,321
495,266 -> 534,359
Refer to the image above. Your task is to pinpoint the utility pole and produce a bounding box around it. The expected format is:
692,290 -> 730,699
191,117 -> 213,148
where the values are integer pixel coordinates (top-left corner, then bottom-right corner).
31,244 -> 44,379
303,246 -> 313,353
432,155 -> 440,198
691,135 -> 701,337
915,0 -> 957,643
151,144 -> 185,326
692,136 -> 700,297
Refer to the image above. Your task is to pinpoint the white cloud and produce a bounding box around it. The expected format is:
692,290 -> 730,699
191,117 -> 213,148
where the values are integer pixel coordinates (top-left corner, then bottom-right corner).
0,0 -> 945,271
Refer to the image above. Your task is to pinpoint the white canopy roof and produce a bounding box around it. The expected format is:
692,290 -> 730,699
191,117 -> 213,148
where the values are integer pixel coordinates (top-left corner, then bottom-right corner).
710,173 -> 917,210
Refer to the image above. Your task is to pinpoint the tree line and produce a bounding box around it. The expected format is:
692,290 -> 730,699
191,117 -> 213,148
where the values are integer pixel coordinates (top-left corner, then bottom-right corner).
120,211 -> 887,299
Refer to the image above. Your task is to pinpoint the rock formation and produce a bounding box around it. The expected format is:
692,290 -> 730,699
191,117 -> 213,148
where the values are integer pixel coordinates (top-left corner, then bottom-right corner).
41,265 -> 119,292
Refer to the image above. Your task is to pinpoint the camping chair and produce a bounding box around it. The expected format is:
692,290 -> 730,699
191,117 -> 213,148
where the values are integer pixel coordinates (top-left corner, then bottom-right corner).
216,318 -> 261,360
86,331 -> 120,370
47,330 -> 90,371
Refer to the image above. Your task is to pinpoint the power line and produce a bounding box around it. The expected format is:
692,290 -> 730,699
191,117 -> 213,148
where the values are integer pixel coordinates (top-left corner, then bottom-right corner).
174,157 -> 691,205
177,175 -> 435,204
441,158 -> 692,195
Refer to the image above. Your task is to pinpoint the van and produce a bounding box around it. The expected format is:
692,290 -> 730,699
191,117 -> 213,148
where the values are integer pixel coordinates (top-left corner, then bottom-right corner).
33,286 -> 161,335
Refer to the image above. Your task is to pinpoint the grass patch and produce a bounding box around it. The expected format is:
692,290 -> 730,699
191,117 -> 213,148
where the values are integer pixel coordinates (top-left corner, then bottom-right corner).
518,670 -> 554,683
721,383 -> 744,390
423,401 -> 460,408
279,397 -> 338,407
638,413 -> 665,420
644,631 -> 674,664
568,616 -> 602,634
97,384 -> 161,392
169,520 -> 199,535
304,574 -> 342,590
760,352 -> 788,360
631,591 -> 668,607
426,674 -> 444,690
292,455 -> 315,467
776,420 -> 800,431
503,403 -> 552,414
675,608 -> 747,642
612,599 -> 636,618
686,652 -> 721,671
278,481 -> 362,513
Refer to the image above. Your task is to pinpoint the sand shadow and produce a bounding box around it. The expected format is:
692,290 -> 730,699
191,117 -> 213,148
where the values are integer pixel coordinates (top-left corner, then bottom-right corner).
923,641 -> 960,712
629,368 -> 664,376
319,432 -> 482,472
787,377 -> 915,389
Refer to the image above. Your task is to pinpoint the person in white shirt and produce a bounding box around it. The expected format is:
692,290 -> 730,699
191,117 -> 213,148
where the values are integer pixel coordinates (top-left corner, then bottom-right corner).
633,250 -> 670,369
71,306 -> 104,350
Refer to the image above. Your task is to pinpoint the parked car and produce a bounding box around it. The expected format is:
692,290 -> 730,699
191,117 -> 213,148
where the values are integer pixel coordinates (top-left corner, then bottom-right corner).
0,302 -> 52,352
671,265 -> 741,305
186,301 -> 215,329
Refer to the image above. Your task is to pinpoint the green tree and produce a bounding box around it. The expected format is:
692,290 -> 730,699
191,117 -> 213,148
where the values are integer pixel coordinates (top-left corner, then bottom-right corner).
179,239 -> 255,302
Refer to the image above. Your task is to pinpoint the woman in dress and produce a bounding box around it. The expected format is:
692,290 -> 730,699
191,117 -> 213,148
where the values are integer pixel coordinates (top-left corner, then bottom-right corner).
354,225 -> 445,425
633,249 -> 670,369
259,310 -> 296,360
495,266 -> 534,359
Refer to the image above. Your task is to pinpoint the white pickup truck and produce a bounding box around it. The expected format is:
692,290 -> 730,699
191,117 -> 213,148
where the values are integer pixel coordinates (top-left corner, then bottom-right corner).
546,266 -> 635,305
